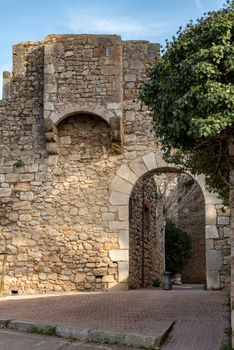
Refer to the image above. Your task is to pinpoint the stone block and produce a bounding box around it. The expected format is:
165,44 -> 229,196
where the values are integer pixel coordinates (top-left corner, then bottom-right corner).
60,136 -> 71,145
102,275 -> 116,283
35,172 -> 52,181
125,111 -> 135,121
110,175 -> 133,194
143,152 -> 157,171
109,221 -> 129,230
206,250 -> 222,271
206,226 -> 219,239
118,230 -> 129,249
124,134 -> 137,143
118,261 -> 128,282
12,237 -> 35,247
206,239 -> 214,249
50,112 -> 60,124
102,212 -> 115,221
20,174 -> 34,182
109,191 -> 129,205
129,158 -> 148,178
44,63 -> 55,74
218,216 -> 230,225
109,249 -> 129,261
19,214 -> 32,222
44,102 -> 55,111
130,59 -> 145,70
0,188 -> 11,197
74,273 -> 86,283
224,227 -> 231,238
118,206 -> 129,221
48,155 -> 59,166
205,205 -> 217,225
94,267 -> 107,276
125,73 -> 136,81
19,191 -> 34,201
79,233 -> 88,240
12,201 -> 31,210
116,164 -> 138,185
206,271 -> 220,290
39,273 -> 47,280
28,164 -> 39,172
56,325 -> 89,340
107,102 -> 122,110
14,182 -> 31,191
8,212 -> 18,222
6,173 -> 20,182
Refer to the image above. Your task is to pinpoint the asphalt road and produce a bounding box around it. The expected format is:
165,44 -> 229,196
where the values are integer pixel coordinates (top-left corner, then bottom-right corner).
0,328 -> 138,350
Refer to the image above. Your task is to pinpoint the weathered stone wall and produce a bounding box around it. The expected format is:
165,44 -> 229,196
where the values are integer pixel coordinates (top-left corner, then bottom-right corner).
129,175 -> 164,289
0,34 -> 231,294
229,138 -> 234,346
176,175 -> 206,284
0,35 -> 160,293
153,172 -> 230,288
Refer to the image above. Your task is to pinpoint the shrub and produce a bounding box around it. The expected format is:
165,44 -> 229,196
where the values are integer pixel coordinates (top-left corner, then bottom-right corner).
165,219 -> 192,276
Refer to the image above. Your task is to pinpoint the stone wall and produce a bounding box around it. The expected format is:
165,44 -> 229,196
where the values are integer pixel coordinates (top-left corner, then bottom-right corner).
174,175 -> 206,284
0,34 -> 231,294
229,138 -> 234,346
129,175 -> 164,289
157,173 -> 206,284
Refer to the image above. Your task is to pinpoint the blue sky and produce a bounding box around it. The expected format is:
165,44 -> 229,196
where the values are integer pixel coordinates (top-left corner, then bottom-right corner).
0,0 -> 225,96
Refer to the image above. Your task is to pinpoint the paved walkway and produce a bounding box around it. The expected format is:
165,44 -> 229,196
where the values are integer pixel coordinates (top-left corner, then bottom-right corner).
0,285 -> 229,349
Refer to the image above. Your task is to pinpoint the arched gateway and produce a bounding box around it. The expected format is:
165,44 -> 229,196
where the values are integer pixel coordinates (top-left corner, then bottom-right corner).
109,151 -> 226,290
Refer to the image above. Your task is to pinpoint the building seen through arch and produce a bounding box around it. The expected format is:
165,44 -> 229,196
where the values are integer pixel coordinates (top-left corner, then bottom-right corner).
129,171 -> 206,289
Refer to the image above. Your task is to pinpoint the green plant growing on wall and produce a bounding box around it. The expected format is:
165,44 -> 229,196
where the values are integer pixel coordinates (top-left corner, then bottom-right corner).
165,219 -> 192,276
155,190 -> 164,200
140,0 -> 234,204
14,159 -> 24,168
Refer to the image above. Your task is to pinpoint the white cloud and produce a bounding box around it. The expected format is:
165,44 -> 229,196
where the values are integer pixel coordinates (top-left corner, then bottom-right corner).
62,13 -> 171,40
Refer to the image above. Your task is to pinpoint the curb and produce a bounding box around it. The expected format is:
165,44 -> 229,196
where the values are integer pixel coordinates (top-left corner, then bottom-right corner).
0,318 -> 174,349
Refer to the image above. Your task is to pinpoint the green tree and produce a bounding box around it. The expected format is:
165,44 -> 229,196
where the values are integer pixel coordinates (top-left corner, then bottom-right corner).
140,0 -> 234,203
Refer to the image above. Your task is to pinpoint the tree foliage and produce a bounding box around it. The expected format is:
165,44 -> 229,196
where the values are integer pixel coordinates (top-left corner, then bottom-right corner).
165,219 -> 192,276
140,0 -> 234,202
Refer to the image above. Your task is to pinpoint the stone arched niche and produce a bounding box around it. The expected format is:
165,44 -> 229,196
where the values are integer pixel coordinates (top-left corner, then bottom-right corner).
108,151 -> 228,290
44,104 -> 121,155
57,113 -> 111,162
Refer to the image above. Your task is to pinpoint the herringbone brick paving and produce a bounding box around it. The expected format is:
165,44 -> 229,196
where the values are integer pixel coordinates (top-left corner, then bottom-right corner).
0,285 -> 229,349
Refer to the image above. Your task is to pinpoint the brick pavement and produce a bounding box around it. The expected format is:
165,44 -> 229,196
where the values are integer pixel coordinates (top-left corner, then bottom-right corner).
0,285 -> 229,349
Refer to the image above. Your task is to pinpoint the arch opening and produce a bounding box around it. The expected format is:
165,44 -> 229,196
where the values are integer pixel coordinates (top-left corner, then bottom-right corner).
56,110 -> 110,128
128,168 -> 206,289
57,113 -> 111,162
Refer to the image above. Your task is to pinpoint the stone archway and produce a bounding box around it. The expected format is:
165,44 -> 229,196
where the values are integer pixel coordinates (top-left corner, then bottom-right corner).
108,151 -> 226,290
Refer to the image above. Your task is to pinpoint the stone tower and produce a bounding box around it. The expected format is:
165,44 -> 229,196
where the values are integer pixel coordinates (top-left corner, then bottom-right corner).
0,35 -> 230,294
